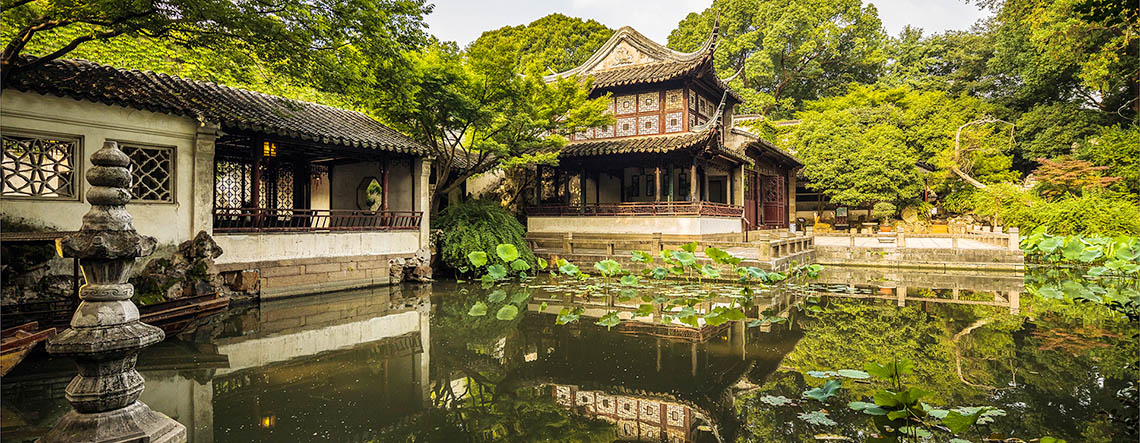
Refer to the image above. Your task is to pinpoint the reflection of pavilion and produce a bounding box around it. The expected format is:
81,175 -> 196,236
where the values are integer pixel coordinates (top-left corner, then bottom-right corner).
812,266 -> 1025,313
1,285 -> 431,443
553,384 -> 693,442
517,315 -> 803,442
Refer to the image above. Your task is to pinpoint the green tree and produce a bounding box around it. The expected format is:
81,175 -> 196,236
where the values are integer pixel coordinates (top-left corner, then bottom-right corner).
667,0 -> 886,117
882,25 -> 1003,97
466,13 -> 613,74
380,42 -> 611,210
785,105 -> 921,207
1075,125 -> 1140,196
0,0 -> 432,99
1014,102 -> 1108,166
783,85 -> 1014,207
985,0 -> 1138,122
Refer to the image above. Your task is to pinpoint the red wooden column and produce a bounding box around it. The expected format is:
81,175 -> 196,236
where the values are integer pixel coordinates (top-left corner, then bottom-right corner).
251,136 -> 263,209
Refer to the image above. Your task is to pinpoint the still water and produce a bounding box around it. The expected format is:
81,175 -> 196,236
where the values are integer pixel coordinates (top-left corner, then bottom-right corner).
2,267 -> 1136,442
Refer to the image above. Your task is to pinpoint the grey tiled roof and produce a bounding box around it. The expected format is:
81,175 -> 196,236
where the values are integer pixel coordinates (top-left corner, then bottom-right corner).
560,130 -> 751,165
5,58 -> 426,155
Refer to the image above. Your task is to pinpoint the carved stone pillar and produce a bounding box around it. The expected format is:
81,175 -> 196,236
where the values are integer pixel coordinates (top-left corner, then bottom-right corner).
41,142 -> 185,443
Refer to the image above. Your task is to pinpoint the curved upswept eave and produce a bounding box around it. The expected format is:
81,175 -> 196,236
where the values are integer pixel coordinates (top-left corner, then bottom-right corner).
543,23 -> 718,82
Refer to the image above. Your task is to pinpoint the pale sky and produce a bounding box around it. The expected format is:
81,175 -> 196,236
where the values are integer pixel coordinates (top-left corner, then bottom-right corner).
424,0 -> 992,47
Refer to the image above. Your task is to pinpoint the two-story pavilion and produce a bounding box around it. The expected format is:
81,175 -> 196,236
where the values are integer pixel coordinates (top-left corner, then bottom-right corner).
2,58 -> 431,298
526,24 -> 801,237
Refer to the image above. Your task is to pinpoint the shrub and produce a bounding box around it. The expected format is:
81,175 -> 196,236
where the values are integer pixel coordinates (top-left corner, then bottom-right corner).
871,202 -> 897,222
970,184 -> 1138,236
435,199 -> 537,274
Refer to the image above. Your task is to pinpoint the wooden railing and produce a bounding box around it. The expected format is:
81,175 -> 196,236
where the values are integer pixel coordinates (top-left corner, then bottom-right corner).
527,201 -> 743,217
813,226 -> 1020,251
213,208 -> 422,233
526,231 -> 814,263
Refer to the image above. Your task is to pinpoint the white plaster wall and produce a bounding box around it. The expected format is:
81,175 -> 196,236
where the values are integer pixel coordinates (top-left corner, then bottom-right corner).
1,91 -> 201,246
599,173 -> 621,203
528,216 -> 741,235
465,169 -> 503,198
214,309 -> 421,374
331,161 -> 381,210
310,171 -> 331,210
213,231 -> 420,264
388,158 -> 414,211
139,371 -> 213,443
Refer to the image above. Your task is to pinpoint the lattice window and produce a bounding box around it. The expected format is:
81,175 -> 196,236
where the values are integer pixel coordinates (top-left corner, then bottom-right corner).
274,163 -> 294,209
638,115 -> 659,135
121,145 -> 174,202
1,133 -> 78,199
665,89 -> 683,110
638,93 -> 659,112
215,159 -> 252,208
689,89 -> 697,110
665,112 -> 683,133
616,117 -> 637,137
606,97 -> 615,115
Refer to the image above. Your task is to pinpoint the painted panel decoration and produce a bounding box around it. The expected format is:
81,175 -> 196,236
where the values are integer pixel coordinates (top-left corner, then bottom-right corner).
638,92 -> 659,112
575,391 -> 595,412
619,420 -> 639,439
667,404 -> 685,427
555,386 -> 572,406
617,397 -> 638,419
639,401 -> 661,423
595,393 -> 617,414
639,423 -> 663,440
595,123 -> 615,138
638,115 -> 660,135
617,94 -> 637,115
665,89 -> 683,110
617,117 -> 637,137
665,111 -> 683,132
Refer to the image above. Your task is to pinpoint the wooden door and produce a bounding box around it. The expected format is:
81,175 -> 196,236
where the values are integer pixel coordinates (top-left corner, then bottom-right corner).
761,174 -> 787,228
743,169 -> 759,230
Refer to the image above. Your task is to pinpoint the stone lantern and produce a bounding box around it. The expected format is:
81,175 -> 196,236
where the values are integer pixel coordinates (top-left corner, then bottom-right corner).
40,142 -> 185,442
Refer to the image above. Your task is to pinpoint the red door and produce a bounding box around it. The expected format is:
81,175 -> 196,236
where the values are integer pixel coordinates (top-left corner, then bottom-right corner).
761,174 -> 787,228
743,169 -> 759,230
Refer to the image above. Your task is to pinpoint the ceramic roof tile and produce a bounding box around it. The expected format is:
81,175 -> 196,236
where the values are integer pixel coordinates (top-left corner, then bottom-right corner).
5,58 -> 426,155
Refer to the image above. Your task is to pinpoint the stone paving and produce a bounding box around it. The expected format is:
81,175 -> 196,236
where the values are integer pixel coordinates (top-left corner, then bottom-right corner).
814,236 -> 1003,250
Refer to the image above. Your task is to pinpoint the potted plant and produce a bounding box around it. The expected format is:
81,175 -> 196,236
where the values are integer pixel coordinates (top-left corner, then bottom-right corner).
872,202 -> 897,233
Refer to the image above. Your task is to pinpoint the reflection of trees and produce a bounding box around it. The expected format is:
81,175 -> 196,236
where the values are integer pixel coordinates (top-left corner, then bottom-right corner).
736,296 -> 1137,441
409,283 -> 617,442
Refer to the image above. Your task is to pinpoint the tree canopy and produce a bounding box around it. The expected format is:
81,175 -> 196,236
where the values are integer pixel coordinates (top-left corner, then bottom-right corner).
0,0 -> 433,97
378,41 -> 611,209
466,13 -> 613,74
668,0 -> 886,118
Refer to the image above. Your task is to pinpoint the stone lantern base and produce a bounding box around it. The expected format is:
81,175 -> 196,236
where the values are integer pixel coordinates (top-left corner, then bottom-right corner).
38,401 -> 185,443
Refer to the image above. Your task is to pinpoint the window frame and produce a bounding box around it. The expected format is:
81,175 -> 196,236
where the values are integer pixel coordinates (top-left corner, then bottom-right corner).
114,140 -> 178,205
0,128 -> 84,201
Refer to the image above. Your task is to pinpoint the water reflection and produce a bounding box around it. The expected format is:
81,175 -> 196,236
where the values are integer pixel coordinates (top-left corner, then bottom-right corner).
1,267 -> 1135,442
2,284 -> 432,443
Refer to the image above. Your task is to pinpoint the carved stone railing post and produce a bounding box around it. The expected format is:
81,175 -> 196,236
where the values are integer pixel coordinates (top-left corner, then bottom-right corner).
41,142 -> 185,443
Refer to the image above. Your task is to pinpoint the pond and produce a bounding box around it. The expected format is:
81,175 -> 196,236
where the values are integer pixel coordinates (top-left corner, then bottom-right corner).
2,267 -> 1136,442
